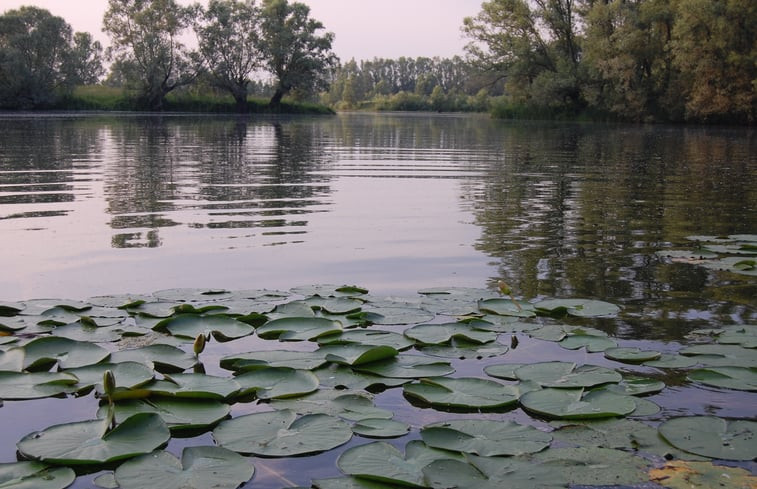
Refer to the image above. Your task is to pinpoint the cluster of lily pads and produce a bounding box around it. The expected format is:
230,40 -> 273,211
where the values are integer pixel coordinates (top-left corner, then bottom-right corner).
657,234 -> 757,276
0,284 -> 755,489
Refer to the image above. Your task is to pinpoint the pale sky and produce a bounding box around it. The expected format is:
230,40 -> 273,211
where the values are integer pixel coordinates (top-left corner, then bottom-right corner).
0,0 -> 483,61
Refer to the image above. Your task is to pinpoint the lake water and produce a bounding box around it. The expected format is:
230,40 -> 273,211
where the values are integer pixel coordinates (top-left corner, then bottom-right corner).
1,112 -> 755,340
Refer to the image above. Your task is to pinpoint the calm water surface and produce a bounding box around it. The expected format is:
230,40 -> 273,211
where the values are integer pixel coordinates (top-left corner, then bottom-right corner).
0,112 -> 756,487
1,112 -> 754,339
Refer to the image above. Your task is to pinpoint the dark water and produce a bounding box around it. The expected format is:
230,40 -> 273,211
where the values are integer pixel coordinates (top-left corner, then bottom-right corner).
0,112 -> 756,488
1,112 -> 754,339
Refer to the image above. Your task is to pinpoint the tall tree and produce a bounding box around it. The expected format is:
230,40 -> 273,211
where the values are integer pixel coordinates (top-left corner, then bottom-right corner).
258,0 -> 337,107
195,0 -> 261,111
66,32 -> 105,85
103,0 -> 198,110
0,7 -> 74,107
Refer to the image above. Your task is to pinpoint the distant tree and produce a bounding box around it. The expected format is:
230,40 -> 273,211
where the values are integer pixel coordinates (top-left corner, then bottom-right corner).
195,0 -> 262,111
66,32 -> 105,85
0,7 -> 76,107
257,0 -> 337,107
103,0 -> 199,110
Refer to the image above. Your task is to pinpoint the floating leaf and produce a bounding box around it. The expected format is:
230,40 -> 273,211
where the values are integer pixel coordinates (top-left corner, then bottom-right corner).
644,353 -> 698,369
687,366 -> 757,391
419,339 -> 509,360
352,419 -> 410,439
314,364 -> 409,391
520,388 -> 636,419
359,306 -> 434,325
142,373 -> 241,400
604,347 -> 661,364
306,297 -> 364,314
154,314 -> 254,341
312,477 -> 400,489
679,344 -> 757,367
0,461 -> 75,489
558,334 -> 617,352
317,329 -> 415,350
532,446 -> 650,485
17,413 -> 170,464
514,362 -> 621,388
213,409 -> 352,457
114,446 -> 254,489
423,456 -> 565,489
22,337 -> 110,370
98,398 -> 230,431
403,377 -> 519,410
483,363 -> 524,381
534,298 -> 620,317
318,344 -> 398,366
109,344 -> 197,372
477,298 -> 536,318
337,440 -> 461,488
649,460 -> 757,489
421,419 -> 551,456
659,416 -> 757,460
235,367 -> 318,399
256,317 -> 342,341
64,362 -> 154,393
354,355 -> 454,379
291,284 -> 368,298
271,390 -> 392,421
404,322 -> 497,345
601,376 -> 666,396
0,371 -> 78,399
220,350 -> 328,371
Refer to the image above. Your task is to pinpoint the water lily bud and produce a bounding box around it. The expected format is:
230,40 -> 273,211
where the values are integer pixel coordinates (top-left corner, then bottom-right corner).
193,333 -> 206,356
103,370 -> 115,398
497,280 -> 512,296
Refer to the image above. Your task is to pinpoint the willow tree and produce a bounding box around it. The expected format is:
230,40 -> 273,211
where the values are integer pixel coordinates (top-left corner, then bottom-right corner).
258,0 -> 337,107
103,0 -> 198,110
195,0 -> 261,111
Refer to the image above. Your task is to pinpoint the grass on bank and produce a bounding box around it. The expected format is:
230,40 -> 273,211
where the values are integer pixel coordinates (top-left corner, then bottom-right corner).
50,85 -> 334,115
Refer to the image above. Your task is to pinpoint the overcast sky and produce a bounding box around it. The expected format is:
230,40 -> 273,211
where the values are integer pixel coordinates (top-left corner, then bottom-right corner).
1,0 -> 483,61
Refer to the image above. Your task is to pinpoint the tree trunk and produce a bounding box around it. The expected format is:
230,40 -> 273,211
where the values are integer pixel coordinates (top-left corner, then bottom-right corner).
268,88 -> 285,108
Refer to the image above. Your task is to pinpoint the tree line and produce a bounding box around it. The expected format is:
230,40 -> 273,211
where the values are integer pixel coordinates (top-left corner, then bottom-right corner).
0,0 -> 335,110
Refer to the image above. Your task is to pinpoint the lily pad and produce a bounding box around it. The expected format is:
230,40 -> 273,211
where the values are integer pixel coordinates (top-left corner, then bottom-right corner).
403,377 -> 519,410
314,364 -> 409,391
337,440 -> 462,488
601,376 -> 666,396
318,344 -> 399,366
0,371 -> 78,399
17,413 -> 170,464
352,419 -> 410,438
213,409 -> 352,457
422,456 -> 565,489
220,350 -> 328,371
271,390 -> 393,421
98,398 -> 230,431
558,334 -> 617,352
154,314 -> 254,341
64,362 -> 154,393
687,366 -> 757,391
520,388 -> 637,419
234,367 -> 319,399
256,317 -> 342,341
658,416 -> 757,460
109,344 -> 197,372
419,339 -> 510,360
403,322 -> 498,345
477,298 -> 536,318
679,344 -> 757,367
532,446 -> 650,485
353,355 -> 454,379
142,373 -> 241,400
114,446 -> 254,489
534,298 -> 621,317
649,460 -> 757,489
22,337 -> 110,370
317,329 -> 415,350
421,419 -> 551,456
359,306 -> 434,325
644,353 -> 698,369
604,347 -> 662,364
0,461 -> 75,489
514,362 -> 621,388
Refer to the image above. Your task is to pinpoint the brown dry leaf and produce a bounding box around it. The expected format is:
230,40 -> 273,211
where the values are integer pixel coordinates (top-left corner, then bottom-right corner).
650,460 -> 757,489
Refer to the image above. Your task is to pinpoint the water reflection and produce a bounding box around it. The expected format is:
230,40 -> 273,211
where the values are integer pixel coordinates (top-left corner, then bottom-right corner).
0,113 -> 754,340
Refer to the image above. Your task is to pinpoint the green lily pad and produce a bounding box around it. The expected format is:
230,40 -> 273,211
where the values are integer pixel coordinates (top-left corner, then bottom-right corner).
87,294 -> 155,309
52,322 -> 146,343
142,373 -> 241,399
317,329 -> 415,350
0,348 -> 24,372
0,371 -> 78,399
318,344 -> 399,366
419,339 -> 510,359
716,326 -> 757,348
477,298 -> 536,318
114,446 -> 254,489
404,322 -> 498,345
291,284 -> 368,298
403,377 -> 519,410
98,398 -> 230,431
534,298 -> 621,317
679,344 -> 757,367
659,416 -> 757,460
235,367 -> 319,399
213,409 -> 352,457
271,390 -> 393,421
604,347 -> 662,363
22,337 -> 110,370
337,440 -> 462,488
359,306 -> 434,325
483,363 -> 525,380
152,288 -> 233,302
154,314 -> 254,341
312,477 -> 400,489
220,350 -> 328,371
558,334 -> 617,352
306,297 -> 364,315
314,364 -> 409,390
353,355 -> 454,379
257,317 -> 342,341
520,388 -> 637,419
514,362 -> 621,388
532,446 -> 650,485
0,301 -> 25,315
421,419 -> 551,456
17,413 -> 170,464
352,419 -> 410,438
64,362 -> 154,393
601,376 -> 666,396
0,461 -> 75,489
687,367 -> 757,391
422,456 -> 565,489
644,353 -> 698,369
109,344 -> 197,372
